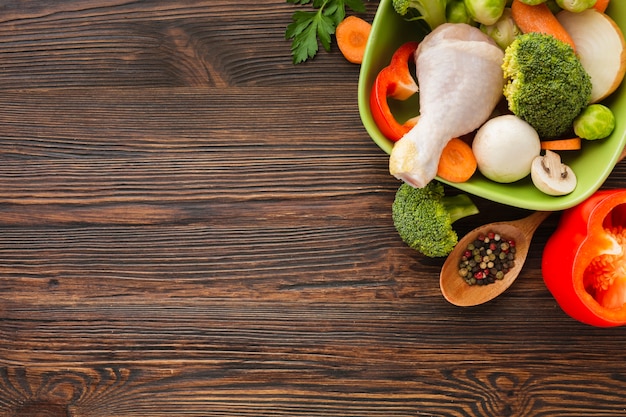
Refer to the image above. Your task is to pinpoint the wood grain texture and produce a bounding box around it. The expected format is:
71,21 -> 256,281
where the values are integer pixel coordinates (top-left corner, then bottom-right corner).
1,1 -> 626,416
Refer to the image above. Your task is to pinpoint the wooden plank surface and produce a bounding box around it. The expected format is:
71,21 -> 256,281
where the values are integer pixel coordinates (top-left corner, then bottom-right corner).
1,1 -> 626,416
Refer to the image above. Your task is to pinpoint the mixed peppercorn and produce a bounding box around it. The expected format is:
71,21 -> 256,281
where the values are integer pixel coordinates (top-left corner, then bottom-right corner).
458,232 -> 516,286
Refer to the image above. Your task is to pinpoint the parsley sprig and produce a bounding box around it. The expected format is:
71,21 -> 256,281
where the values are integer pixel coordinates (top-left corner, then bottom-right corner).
285,0 -> 367,64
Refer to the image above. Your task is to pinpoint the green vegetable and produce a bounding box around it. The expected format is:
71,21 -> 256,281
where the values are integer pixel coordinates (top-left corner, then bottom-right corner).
555,0 -> 596,13
392,181 -> 479,258
392,0 -> 449,30
502,32 -> 592,138
464,0 -> 506,26
573,104 -> 616,140
480,8 -> 520,49
544,0 -> 563,14
285,0 -> 366,64
446,0 -> 474,24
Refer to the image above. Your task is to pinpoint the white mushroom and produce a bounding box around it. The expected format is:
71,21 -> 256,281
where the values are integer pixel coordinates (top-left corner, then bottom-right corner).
472,115 -> 541,183
531,150 -> 577,196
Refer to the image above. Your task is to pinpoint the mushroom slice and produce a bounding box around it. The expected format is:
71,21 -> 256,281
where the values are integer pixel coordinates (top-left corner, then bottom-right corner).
531,150 -> 577,196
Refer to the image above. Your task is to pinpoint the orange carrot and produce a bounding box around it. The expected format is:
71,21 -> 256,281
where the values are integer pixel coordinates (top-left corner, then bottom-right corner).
335,16 -> 371,64
594,0 -> 610,13
511,0 -> 576,50
437,138 -> 477,183
541,137 -> 582,151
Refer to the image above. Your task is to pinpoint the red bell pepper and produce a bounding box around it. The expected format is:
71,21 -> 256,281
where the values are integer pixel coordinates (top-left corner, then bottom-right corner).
369,41 -> 420,142
542,189 -> 626,327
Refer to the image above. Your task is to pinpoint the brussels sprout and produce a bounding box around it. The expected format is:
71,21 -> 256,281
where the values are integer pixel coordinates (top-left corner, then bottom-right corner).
555,0 -> 596,12
464,0 -> 506,26
447,0 -> 475,25
573,104 -> 616,140
481,8 -> 520,49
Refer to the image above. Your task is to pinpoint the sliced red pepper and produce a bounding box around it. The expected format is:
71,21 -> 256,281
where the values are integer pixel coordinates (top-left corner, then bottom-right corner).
542,189 -> 626,327
369,41 -> 420,142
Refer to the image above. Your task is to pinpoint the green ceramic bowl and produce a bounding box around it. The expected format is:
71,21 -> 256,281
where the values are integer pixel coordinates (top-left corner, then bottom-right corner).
358,0 -> 626,211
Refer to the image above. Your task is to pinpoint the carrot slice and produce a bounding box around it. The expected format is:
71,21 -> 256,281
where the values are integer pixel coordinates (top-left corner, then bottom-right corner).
437,138 -> 477,183
511,0 -> 576,50
541,137 -> 582,150
335,16 -> 371,64
594,0 -> 610,13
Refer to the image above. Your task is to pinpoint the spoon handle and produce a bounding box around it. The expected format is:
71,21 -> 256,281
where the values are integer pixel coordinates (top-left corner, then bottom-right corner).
513,211 -> 551,236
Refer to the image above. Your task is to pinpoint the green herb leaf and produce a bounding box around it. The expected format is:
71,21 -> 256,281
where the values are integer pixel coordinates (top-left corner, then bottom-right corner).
285,0 -> 367,64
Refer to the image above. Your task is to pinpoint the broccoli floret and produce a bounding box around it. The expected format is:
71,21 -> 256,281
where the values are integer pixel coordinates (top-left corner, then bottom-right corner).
392,0 -> 448,30
502,32 -> 592,138
392,181 -> 479,258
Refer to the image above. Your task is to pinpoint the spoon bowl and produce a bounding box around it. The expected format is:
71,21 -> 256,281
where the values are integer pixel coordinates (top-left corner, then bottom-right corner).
439,211 -> 551,307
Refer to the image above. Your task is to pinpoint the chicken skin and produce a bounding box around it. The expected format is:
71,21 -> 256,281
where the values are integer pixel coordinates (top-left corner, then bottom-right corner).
389,23 -> 505,188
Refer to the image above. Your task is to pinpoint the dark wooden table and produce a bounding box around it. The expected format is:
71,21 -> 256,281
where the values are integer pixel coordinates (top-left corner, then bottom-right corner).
2,1 -> 626,416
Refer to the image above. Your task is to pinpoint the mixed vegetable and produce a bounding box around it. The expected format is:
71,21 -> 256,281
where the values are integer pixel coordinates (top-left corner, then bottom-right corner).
371,0 -> 623,196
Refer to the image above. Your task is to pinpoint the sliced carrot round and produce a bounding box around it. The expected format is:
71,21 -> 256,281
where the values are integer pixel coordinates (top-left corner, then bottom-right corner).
336,16 -> 371,64
540,137 -> 582,150
437,138 -> 477,183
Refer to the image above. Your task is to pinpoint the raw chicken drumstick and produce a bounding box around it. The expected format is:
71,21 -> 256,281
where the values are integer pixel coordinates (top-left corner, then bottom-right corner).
389,23 -> 505,188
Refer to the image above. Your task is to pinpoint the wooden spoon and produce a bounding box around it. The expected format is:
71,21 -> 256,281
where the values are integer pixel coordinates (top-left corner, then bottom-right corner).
439,211 -> 551,307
